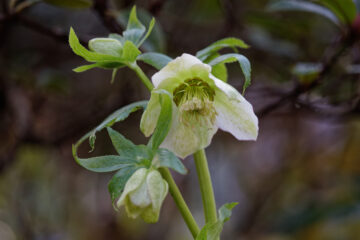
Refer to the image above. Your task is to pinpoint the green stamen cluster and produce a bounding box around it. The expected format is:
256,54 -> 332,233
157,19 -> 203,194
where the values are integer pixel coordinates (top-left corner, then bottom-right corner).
173,78 -> 217,126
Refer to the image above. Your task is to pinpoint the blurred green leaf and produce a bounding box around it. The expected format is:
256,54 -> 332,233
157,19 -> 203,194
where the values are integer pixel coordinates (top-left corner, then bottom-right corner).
292,62 -> 323,83
116,7 -> 165,52
206,53 -> 228,82
138,18 -> 155,47
72,151 -> 136,173
73,62 -> 125,73
43,0 -> 92,9
73,101 -> 147,153
318,0 -> 357,23
148,90 -> 172,150
123,6 -> 146,46
121,41 -> 141,62
69,28 -> 122,63
196,37 -> 249,61
137,53 -> 172,70
268,0 -> 341,27
208,53 -> 251,94
108,166 -> 139,203
196,203 -> 238,240
155,149 -> 187,174
107,128 -> 138,157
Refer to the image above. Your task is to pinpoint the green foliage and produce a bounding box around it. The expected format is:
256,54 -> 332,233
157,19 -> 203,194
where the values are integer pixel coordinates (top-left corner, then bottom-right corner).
268,0 -> 341,27
115,7 -> 165,52
147,90 -> 173,150
317,0 -> 357,23
69,6 -> 155,81
292,62 -> 323,84
154,148 -> 187,174
137,53 -> 172,70
208,53 -> 251,94
79,101 -> 147,152
196,37 -> 249,61
196,203 -> 238,240
43,0 -> 92,9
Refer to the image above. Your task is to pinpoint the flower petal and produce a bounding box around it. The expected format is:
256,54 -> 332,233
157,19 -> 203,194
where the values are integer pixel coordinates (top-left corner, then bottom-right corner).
140,92 -> 162,137
152,54 -> 212,91
116,168 -> 147,208
213,76 -> 258,140
160,104 -> 218,158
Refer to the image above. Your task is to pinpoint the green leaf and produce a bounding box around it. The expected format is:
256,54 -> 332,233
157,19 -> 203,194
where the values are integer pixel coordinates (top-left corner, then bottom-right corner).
154,148 -> 187,174
72,150 -> 136,173
107,128 -> 154,167
44,0 -> 92,9
205,53 -> 228,82
196,202 -> 238,240
318,0 -> 357,23
123,6 -> 146,46
73,62 -> 125,73
147,90 -> 172,150
107,128 -> 138,157
73,101 -> 147,153
267,0 -> 341,27
137,17 -> 155,47
219,202 -> 238,222
69,28 -> 123,63
108,166 -> 139,203
292,62 -> 323,83
208,53 -> 251,94
122,41 -> 141,62
137,53 -> 172,70
196,37 -> 249,61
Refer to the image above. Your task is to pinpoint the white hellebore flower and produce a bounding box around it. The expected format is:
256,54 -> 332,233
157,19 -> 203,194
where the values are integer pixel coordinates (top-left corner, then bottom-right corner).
116,168 -> 168,223
141,54 -> 258,158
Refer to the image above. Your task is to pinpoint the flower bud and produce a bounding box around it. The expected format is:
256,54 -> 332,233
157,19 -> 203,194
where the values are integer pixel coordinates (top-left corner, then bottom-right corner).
116,168 -> 168,223
88,38 -> 123,57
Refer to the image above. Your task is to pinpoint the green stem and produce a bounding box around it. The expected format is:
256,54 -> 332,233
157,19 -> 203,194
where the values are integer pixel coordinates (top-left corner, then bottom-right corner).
159,168 -> 200,238
194,149 -> 217,224
132,64 -> 200,238
128,62 -> 154,91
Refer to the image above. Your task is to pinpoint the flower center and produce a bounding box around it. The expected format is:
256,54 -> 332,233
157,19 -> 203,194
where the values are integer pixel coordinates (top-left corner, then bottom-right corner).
173,78 -> 217,125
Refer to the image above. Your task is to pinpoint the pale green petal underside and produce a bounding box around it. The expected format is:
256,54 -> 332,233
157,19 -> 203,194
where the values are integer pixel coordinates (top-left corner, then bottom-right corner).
160,104 -> 218,158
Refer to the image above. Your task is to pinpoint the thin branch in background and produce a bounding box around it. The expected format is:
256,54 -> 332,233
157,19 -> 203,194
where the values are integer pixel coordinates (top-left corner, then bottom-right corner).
258,34 -> 358,118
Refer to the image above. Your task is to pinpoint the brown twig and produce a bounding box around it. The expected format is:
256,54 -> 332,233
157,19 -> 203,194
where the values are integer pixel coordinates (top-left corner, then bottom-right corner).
257,34 -> 357,118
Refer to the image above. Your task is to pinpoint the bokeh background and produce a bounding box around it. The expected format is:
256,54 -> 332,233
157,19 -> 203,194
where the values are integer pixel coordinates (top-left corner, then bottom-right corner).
1,0 -> 360,239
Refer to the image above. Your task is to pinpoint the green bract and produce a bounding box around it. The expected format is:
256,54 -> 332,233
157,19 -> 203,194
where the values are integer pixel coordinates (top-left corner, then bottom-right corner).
117,168 -> 168,223
141,54 -> 258,158
68,6 -> 155,82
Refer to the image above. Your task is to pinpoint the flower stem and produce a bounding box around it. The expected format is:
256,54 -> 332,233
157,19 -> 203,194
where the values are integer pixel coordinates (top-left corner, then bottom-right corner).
194,149 -> 217,224
131,64 -> 199,238
128,62 -> 154,92
159,168 -> 200,238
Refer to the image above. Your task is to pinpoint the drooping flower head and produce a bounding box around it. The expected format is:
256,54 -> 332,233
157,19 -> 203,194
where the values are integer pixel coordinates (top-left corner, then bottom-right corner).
141,54 -> 258,158
117,168 -> 168,223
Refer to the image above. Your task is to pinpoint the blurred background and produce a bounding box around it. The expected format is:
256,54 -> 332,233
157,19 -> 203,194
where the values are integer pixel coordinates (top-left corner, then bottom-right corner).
1,0 -> 360,239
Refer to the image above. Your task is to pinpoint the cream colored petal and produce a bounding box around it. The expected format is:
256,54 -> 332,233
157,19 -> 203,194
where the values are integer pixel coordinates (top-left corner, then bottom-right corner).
213,77 -> 258,140
116,168 -> 147,208
152,53 -> 212,91
160,103 -> 218,158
